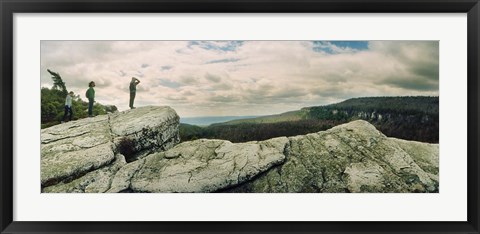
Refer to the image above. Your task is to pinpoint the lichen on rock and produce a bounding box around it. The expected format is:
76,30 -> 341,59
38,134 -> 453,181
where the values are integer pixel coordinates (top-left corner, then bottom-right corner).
128,137 -> 289,193
41,107 -> 439,193
41,106 -> 180,191
222,120 -> 439,193
43,154 -> 127,193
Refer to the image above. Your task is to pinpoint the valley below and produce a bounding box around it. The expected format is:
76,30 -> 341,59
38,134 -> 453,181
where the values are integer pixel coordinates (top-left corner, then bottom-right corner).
180,96 -> 439,144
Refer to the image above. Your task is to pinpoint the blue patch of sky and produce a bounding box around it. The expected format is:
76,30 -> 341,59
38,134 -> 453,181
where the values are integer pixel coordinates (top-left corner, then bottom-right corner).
312,41 -> 369,54
330,41 -> 369,50
159,79 -> 181,88
187,41 -> 244,52
206,58 -> 240,64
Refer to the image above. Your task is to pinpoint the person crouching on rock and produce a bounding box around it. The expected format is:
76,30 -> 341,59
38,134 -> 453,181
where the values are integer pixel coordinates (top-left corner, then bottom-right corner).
129,77 -> 140,109
86,81 -> 95,117
62,91 -> 74,123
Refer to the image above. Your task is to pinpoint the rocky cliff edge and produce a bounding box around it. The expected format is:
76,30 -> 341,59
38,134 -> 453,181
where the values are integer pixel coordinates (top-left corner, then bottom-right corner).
41,106 -> 438,193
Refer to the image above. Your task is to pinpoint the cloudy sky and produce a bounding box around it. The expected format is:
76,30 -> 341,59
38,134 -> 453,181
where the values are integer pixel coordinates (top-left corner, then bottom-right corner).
40,41 -> 439,117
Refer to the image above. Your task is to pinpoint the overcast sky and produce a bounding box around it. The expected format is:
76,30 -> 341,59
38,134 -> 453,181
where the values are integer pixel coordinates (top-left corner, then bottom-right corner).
41,41 -> 439,117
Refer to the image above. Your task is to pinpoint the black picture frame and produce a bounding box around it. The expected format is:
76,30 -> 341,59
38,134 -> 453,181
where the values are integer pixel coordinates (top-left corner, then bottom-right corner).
1,0 -> 479,233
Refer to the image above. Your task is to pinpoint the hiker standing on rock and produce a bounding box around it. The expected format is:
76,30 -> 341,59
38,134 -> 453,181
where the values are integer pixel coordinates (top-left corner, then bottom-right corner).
62,91 -> 74,123
86,81 -> 95,117
129,77 -> 140,109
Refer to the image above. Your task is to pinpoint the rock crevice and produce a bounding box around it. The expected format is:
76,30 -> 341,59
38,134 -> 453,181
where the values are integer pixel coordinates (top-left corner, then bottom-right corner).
41,107 -> 439,193
41,106 -> 180,191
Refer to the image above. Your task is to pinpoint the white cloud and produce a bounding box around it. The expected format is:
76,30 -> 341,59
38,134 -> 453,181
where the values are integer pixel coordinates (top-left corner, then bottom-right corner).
41,41 -> 439,117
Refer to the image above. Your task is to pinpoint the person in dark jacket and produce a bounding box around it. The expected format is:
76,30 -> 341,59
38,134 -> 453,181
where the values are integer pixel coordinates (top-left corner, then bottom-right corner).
86,81 -> 95,117
129,77 -> 140,109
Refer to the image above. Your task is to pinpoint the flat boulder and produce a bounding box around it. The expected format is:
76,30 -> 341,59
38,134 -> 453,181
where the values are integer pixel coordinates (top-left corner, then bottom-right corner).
108,137 -> 289,193
41,106 -> 180,191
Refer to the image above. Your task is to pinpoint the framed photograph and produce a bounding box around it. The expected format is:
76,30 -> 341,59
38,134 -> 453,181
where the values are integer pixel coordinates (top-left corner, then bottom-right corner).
1,0 -> 479,233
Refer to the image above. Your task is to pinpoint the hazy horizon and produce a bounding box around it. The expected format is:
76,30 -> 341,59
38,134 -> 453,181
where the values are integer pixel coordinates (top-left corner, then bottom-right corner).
178,95 -> 439,120
41,41 -> 439,117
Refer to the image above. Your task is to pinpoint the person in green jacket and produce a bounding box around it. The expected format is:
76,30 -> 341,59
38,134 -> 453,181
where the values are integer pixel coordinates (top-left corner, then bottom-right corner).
86,81 -> 95,117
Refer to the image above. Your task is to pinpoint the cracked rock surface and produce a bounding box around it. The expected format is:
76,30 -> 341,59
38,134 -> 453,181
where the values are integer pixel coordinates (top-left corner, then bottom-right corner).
41,106 -> 180,192
42,108 -> 439,193
222,120 -> 439,193
107,137 -> 289,193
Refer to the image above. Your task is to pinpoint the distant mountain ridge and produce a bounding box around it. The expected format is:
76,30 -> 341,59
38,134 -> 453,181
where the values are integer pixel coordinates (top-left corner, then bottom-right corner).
181,116 -> 260,126
214,96 -> 438,126
181,96 -> 439,143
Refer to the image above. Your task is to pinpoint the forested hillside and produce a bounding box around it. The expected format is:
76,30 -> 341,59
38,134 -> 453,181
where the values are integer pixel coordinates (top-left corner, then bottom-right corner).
305,96 -> 438,143
41,69 -> 117,128
180,96 -> 439,143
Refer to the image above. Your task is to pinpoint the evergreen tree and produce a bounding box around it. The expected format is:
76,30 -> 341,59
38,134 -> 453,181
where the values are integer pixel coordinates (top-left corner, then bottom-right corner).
41,69 -> 117,128
47,69 -> 67,96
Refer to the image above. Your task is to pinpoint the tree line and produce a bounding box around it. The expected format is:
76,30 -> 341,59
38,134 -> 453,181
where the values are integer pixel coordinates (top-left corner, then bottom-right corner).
41,69 -> 117,128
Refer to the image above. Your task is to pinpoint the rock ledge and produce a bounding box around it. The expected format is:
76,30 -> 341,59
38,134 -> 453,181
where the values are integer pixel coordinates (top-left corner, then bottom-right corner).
42,110 -> 439,193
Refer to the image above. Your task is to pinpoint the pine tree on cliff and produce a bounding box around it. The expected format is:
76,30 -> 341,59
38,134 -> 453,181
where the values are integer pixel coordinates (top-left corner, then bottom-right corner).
47,69 -> 67,96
